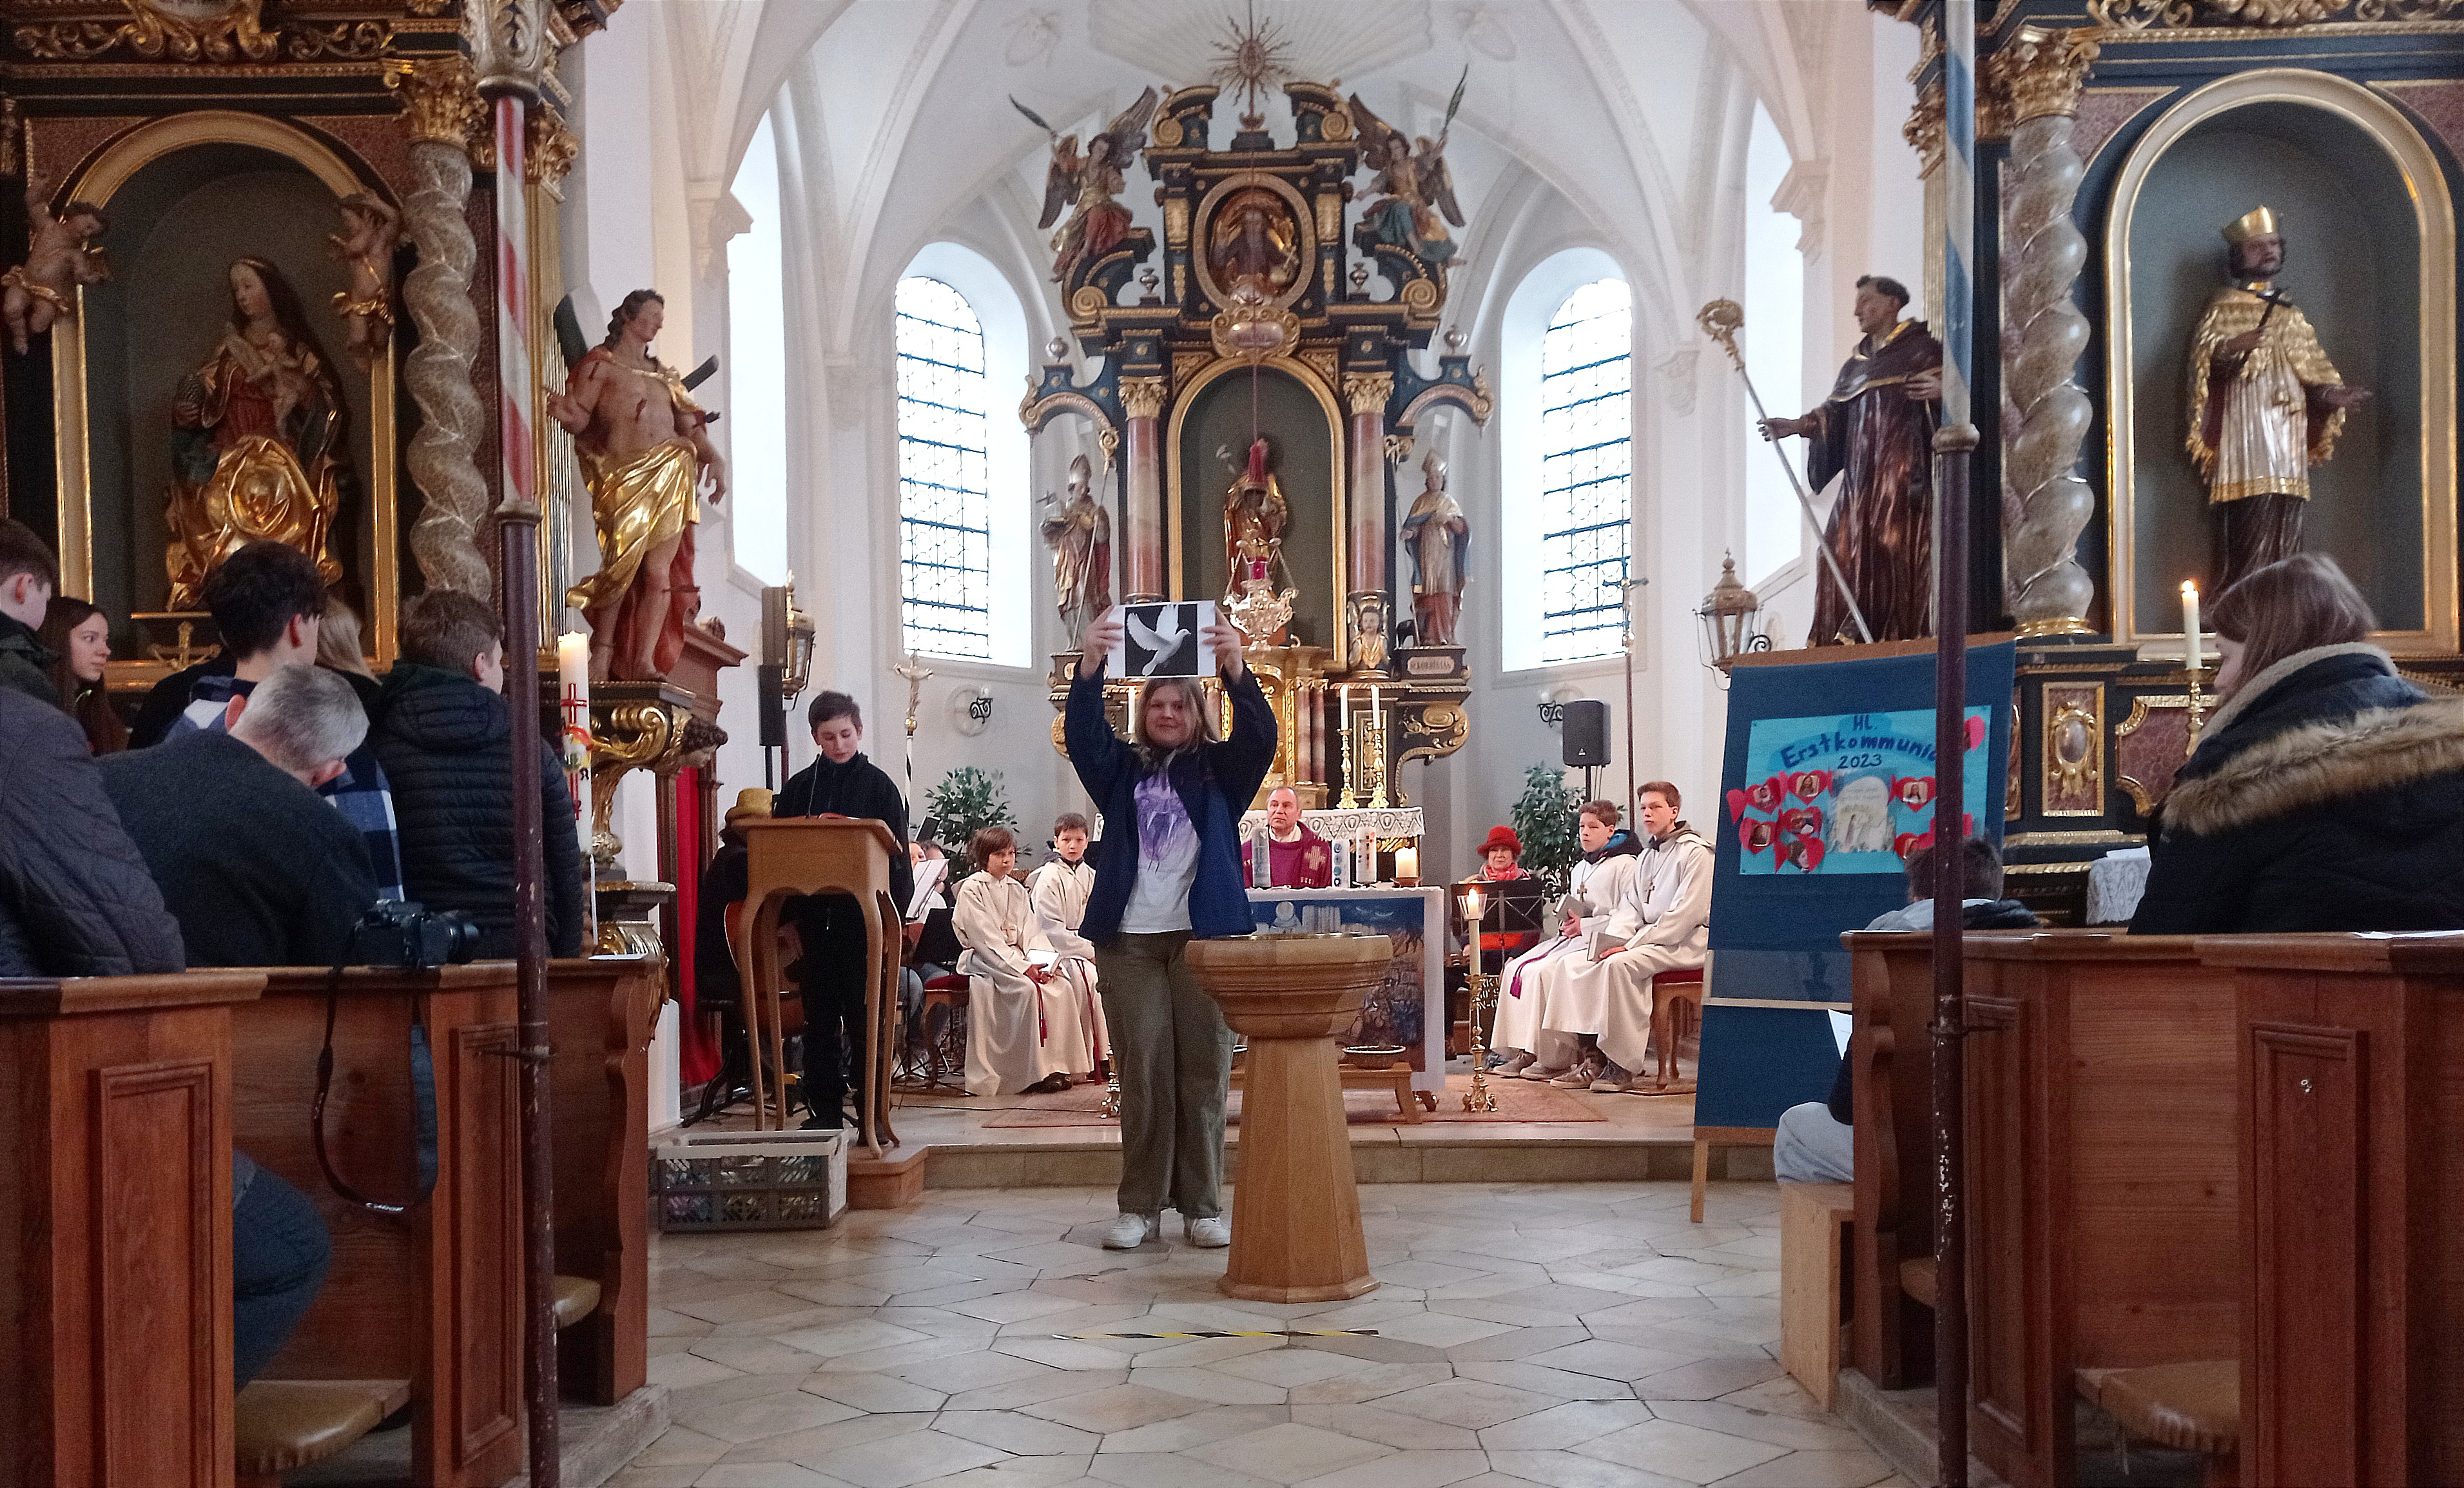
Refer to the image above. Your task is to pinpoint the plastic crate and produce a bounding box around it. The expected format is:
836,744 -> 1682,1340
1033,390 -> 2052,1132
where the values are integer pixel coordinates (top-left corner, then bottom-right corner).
652,1128 -> 846,1231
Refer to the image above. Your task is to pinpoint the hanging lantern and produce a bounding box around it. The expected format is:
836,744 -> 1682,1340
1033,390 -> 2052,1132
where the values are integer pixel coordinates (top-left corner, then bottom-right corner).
1696,553 -> 1766,672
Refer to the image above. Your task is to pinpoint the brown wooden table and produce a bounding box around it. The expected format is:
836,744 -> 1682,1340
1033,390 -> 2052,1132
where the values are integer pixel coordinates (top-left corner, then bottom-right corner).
0,970 -> 264,1488
1962,932 -> 2240,1488
235,964 -> 523,1488
1843,931 -> 1936,1389
2196,932 -> 2464,1488
547,955 -> 659,1405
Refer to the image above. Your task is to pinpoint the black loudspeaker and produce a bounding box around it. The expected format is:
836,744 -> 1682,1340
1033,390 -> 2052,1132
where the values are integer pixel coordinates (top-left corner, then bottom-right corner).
757,664 -> 788,749
1560,699 -> 1609,767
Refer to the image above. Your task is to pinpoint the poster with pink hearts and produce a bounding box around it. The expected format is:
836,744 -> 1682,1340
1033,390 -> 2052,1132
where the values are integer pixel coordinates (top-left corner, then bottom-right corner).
1727,707 -> 1992,876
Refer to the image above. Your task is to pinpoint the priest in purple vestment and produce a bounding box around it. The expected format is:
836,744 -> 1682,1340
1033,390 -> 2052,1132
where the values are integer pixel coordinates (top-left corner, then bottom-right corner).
1760,274 -> 1943,645
1242,785 -> 1331,888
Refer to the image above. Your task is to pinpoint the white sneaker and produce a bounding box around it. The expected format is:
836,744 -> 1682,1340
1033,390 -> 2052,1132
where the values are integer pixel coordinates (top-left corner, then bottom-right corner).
1185,1214 -> 1231,1248
1103,1212 -> 1157,1249
1521,1062 -> 1571,1082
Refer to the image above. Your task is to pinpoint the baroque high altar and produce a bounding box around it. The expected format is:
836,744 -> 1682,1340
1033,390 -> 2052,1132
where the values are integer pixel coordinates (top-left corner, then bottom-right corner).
1023,79 -> 1490,810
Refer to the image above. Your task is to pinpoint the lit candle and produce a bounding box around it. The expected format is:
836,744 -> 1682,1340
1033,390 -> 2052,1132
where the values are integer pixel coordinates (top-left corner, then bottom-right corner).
1395,845 -> 1419,884
1465,885 -> 1483,928
2180,580 -> 2202,673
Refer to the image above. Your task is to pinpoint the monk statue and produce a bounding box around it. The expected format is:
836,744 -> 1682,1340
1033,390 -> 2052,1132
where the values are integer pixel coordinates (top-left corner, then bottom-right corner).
547,289 -> 728,682
1040,452 -> 1112,639
1398,449 -> 1468,647
1759,273 -> 1942,644
2186,207 -> 2370,593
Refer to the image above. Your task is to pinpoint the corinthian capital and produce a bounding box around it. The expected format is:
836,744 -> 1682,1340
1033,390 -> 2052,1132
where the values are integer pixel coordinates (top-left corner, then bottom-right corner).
1343,371 -> 1395,417
1987,24 -> 2100,128
527,106 -> 579,186
388,54 -> 486,148
1903,79 -> 1946,177
1118,377 -> 1169,422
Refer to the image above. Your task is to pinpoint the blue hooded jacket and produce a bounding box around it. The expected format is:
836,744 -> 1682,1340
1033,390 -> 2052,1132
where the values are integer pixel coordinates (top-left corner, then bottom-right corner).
1065,663 -> 1278,943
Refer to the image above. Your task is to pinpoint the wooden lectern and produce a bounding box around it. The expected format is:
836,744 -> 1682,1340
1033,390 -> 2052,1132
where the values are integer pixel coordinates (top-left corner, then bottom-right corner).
732,817 -> 903,1153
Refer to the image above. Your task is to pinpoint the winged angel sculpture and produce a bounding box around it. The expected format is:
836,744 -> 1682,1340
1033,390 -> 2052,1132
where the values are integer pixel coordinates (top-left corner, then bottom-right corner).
1014,89 -> 1161,285
1348,81 -> 1466,268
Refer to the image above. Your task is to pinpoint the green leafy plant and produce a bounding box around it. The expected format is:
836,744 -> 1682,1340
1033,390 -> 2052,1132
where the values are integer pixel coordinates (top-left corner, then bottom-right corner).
924,765 -> 1018,883
1508,763 -> 1584,897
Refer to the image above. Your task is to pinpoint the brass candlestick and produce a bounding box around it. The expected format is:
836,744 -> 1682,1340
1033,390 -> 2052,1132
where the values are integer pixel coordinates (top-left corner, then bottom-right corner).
1363,706 -> 1390,810
2184,661 -> 2209,758
1460,887 -> 1497,1113
1336,696 -> 1359,810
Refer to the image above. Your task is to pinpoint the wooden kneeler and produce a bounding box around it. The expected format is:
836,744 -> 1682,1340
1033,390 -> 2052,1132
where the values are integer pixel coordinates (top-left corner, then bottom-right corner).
235,1380 -> 410,1488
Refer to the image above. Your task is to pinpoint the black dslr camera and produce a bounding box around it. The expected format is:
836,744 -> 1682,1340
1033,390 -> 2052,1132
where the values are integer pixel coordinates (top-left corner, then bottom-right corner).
351,900 -> 482,970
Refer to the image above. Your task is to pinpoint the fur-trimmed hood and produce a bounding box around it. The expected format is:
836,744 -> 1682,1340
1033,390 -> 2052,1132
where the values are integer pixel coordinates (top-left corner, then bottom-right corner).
2166,643 -> 2464,837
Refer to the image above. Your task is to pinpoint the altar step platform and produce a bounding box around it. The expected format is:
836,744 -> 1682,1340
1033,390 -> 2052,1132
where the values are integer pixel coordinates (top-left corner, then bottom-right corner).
695,1066 -> 1775,1190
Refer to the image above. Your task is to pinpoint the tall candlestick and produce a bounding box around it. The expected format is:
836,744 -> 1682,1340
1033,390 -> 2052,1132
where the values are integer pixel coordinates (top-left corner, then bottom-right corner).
2180,580 -> 2202,673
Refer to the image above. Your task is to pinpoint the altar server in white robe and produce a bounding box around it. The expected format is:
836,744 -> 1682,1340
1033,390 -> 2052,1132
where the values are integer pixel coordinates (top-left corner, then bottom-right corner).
1491,800 -> 1642,1077
1539,781 -> 1714,1092
1027,812 -> 1109,1072
955,827 -> 1101,1096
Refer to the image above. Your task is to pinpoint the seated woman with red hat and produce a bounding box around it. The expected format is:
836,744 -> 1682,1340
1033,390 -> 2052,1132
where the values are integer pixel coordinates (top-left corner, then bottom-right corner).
1467,825 -> 1533,882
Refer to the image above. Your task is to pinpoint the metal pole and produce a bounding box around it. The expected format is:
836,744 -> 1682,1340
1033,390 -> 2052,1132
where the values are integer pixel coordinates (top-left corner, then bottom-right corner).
489,93 -> 561,1488
1934,8 -> 1978,1484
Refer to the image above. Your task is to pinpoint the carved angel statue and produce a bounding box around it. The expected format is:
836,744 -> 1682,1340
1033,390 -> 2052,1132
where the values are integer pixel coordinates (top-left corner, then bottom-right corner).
1014,88 -> 1161,285
1348,73 -> 1466,268
327,191 -> 400,371
1,171 -> 109,357
1040,452 -> 1114,638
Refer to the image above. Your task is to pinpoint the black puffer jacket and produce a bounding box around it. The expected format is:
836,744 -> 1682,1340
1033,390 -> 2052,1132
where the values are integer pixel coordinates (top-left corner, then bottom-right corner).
369,663 -> 586,959
0,609 -> 60,708
2132,644 -> 2464,935
0,689 -> 186,975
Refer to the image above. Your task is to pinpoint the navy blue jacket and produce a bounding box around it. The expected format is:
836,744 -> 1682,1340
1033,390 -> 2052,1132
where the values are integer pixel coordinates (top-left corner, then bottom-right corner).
1066,664 -> 1277,943
2131,644 -> 2464,935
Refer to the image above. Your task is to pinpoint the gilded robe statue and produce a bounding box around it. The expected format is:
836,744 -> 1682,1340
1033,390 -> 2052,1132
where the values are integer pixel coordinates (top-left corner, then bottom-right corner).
2186,207 -> 2369,592
1398,450 -> 1468,646
165,258 -> 347,611
1040,453 -> 1112,639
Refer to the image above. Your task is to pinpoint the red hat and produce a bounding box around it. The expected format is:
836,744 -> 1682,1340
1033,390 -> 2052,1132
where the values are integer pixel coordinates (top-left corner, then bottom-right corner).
1478,825 -> 1522,858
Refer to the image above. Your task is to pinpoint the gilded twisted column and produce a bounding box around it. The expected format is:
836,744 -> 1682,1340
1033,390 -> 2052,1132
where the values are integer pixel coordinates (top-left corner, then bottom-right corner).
390,56 -> 494,594
1990,26 -> 2100,636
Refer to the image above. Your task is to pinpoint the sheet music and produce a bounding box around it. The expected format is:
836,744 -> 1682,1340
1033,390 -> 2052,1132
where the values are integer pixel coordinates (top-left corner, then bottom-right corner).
905,856 -> 947,921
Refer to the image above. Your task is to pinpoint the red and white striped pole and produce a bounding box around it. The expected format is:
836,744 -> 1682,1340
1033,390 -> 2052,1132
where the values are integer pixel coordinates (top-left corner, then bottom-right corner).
490,92 -> 563,1488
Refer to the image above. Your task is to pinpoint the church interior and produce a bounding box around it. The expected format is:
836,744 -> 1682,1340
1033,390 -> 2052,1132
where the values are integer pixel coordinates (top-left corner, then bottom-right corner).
1,1 -> 2459,1486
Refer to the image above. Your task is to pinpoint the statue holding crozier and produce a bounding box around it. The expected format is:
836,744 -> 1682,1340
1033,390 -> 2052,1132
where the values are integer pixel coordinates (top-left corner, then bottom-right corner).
2186,207 -> 2371,592
547,289 -> 728,682
1758,275 -> 1942,644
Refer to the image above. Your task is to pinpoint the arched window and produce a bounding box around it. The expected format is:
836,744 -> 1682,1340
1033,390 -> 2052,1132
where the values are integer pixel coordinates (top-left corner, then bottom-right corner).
727,113 -> 787,583
896,276 -> 994,658
1535,278 -> 1633,664
1741,102 -> 1806,583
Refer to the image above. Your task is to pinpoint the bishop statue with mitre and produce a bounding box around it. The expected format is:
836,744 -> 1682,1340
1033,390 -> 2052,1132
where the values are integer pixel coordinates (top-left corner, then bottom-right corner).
2186,206 -> 2371,593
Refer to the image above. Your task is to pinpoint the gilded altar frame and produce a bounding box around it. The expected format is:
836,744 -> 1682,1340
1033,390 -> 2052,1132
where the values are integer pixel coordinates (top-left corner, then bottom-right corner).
48,109 -> 403,669
2102,68 -> 2459,657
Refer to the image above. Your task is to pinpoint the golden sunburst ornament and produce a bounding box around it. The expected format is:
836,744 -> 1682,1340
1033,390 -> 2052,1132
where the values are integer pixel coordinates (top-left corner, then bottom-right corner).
1209,1 -> 1294,130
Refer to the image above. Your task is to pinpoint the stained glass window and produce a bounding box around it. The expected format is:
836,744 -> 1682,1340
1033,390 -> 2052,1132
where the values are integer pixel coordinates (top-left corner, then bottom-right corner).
1537,279 -> 1633,663
897,276 -> 993,658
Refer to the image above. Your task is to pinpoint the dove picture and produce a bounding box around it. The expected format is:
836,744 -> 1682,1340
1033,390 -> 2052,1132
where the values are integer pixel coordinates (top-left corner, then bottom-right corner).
1113,600 -> 1208,678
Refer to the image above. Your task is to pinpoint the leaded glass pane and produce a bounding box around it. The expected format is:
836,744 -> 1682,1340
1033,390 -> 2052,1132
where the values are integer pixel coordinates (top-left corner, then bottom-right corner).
896,277 -> 992,659
1537,279 -> 1633,664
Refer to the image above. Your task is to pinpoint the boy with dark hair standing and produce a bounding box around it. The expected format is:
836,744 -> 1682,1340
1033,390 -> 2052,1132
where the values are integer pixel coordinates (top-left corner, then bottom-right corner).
154,541 -> 405,901
0,517 -> 62,706
370,590 -> 587,958
775,690 -> 912,1130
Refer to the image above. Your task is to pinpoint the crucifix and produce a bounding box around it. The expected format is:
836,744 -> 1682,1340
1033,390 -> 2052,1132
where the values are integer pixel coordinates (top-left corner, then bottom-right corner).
893,651 -> 933,802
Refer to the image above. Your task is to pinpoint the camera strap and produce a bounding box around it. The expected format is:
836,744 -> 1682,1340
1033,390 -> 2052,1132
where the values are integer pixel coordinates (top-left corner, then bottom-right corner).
311,961 -> 441,1215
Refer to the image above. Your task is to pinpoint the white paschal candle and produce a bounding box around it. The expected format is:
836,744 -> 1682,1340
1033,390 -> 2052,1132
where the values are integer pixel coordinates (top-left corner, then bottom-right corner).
2181,581 -> 2202,673
1465,886 -> 1483,932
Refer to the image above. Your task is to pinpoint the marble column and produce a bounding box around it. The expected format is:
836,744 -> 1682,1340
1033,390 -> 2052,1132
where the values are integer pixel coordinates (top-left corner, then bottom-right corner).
1119,377 -> 1167,603
1990,26 -> 2101,636
1343,372 -> 1394,674
390,55 -> 494,596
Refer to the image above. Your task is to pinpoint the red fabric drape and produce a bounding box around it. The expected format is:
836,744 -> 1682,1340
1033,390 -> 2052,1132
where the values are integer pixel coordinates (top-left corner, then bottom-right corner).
672,765 -> 722,1084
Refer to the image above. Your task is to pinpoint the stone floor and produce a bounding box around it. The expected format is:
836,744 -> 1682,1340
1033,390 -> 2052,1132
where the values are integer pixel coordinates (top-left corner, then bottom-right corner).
614,1180 -> 1903,1488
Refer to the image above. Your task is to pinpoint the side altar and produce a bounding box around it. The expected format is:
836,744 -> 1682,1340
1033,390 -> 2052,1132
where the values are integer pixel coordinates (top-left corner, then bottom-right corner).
1022,75 -> 1489,808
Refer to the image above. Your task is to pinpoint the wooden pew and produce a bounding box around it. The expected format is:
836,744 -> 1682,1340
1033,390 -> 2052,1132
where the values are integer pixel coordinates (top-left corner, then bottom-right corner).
235,964 -> 524,1488
1843,931 -> 1935,1389
547,955 -> 660,1405
1962,932 -> 2240,1488
0,970 -> 264,1488
2196,932 -> 2464,1488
